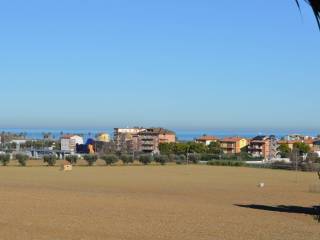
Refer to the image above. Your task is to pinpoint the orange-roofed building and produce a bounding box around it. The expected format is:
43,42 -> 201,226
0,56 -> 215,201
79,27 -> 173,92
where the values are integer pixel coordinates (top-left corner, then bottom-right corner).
195,135 -> 218,146
220,137 -> 248,154
278,139 -> 314,151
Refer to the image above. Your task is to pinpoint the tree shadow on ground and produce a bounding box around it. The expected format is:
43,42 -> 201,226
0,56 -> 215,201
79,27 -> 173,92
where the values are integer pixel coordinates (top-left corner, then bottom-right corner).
235,204 -> 320,222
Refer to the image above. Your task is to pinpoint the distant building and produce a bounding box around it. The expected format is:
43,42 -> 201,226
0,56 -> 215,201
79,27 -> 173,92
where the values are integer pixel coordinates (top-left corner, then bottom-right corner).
220,137 -> 248,154
278,139 -> 314,151
313,140 -> 320,151
282,134 -> 314,142
313,140 -> 320,156
195,135 -> 218,146
248,135 -> 278,160
138,128 -> 176,154
9,139 -> 27,145
283,134 -> 304,141
113,128 -> 145,153
96,132 -> 110,142
61,135 -> 84,153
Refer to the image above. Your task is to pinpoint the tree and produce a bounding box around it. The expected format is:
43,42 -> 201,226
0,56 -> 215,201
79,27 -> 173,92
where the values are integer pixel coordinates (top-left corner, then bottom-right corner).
207,142 -> 222,154
120,154 -> 134,165
43,155 -> 57,166
15,154 -> 29,166
139,155 -> 153,165
188,142 -> 208,154
83,154 -> 98,166
154,155 -> 169,165
0,154 -> 10,166
278,144 -> 291,158
101,154 -> 118,165
188,153 -> 200,164
173,143 -> 189,155
305,152 -> 320,171
159,143 -> 175,155
65,155 -> 78,165
295,0 -> 320,29
293,142 -> 311,155
176,154 -> 187,164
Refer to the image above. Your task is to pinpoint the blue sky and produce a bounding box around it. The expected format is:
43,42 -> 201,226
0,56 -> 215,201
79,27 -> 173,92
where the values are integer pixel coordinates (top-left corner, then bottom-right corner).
0,0 -> 319,131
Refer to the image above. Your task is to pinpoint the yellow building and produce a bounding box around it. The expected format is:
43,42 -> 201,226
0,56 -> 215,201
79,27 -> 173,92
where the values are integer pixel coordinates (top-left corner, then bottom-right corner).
220,137 -> 248,154
96,133 -> 110,142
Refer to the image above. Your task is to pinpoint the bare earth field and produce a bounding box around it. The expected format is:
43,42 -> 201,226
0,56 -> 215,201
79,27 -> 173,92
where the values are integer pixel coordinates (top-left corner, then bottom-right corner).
0,165 -> 319,240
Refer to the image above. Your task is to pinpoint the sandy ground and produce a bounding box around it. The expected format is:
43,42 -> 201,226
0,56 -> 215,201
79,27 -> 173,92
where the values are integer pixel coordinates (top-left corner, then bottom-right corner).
0,165 -> 319,240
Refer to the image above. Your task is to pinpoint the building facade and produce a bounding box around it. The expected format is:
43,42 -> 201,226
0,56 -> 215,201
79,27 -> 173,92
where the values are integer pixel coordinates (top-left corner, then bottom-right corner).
96,132 -> 110,142
113,128 -> 145,153
138,128 -> 176,154
61,135 -> 84,153
248,135 -> 278,160
195,135 -> 218,146
220,137 -> 248,154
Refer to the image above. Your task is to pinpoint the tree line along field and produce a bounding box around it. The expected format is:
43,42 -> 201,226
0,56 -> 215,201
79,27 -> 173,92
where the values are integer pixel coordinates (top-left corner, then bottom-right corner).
0,154 -> 248,167
0,165 -> 319,240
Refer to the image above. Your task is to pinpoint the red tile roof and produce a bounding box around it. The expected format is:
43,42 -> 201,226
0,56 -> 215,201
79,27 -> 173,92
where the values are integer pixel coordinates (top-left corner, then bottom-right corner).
220,137 -> 244,143
196,136 -> 218,141
278,139 -> 314,144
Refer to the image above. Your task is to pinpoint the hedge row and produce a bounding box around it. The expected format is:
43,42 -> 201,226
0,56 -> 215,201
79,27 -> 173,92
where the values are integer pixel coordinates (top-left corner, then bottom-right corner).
0,153 -> 247,167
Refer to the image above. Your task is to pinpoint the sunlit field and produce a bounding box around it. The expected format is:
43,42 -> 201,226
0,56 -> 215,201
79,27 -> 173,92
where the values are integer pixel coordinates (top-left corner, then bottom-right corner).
0,165 -> 319,240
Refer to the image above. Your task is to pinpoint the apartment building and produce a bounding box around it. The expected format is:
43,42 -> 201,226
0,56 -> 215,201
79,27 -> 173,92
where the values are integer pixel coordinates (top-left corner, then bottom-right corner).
248,135 -> 278,160
113,127 -> 145,153
138,128 -> 176,154
61,135 -> 84,153
220,137 -> 248,154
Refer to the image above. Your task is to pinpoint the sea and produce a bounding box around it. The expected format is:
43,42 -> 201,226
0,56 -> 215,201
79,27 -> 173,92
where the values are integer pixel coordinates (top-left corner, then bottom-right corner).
0,128 -> 319,141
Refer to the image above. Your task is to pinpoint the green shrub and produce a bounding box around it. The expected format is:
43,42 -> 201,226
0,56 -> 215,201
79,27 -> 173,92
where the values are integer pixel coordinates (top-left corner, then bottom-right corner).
101,154 -> 119,165
188,153 -> 200,164
120,154 -> 134,165
0,154 -> 10,166
83,154 -> 98,166
175,155 -> 186,165
65,155 -> 78,165
207,160 -> 246,167
15,154 -> 29,166
200,154 -> 220,161
168,154 -> 177,162
43,155 -> 57,166
139,155 -> 153,165
154,155 -> 169,165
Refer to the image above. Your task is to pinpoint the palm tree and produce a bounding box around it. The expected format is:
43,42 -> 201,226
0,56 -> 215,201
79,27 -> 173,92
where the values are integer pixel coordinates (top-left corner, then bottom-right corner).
295,0 -> 320,29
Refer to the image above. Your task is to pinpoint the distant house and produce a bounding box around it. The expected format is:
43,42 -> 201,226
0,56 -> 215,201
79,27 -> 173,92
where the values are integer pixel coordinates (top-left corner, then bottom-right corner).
61,135 -> 84,153
9,139 -> 27,145
138,128 -> 176,154
96,132 -> 110,143
220,137 -> 248,154
248,135 -> 278,160
195,135 -> 218,146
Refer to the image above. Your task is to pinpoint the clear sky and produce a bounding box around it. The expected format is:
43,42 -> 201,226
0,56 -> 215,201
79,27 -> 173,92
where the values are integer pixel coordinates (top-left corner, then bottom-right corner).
0,0 -> 319,131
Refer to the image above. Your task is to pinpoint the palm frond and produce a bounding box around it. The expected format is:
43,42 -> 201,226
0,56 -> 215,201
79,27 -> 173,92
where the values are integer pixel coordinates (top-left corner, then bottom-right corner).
296,0 -> 320,29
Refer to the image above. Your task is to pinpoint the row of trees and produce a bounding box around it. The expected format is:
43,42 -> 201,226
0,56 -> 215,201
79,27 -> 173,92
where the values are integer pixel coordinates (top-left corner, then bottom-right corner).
0,154 -> 29,166
0,140 -> 62,151
0,153 -> 189,167
159,142 -> 262,161
159,142 -> 222,155
277,142 -> 312,158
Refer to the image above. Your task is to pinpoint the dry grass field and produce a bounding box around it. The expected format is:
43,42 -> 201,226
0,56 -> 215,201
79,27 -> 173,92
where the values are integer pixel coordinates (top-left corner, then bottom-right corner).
0,165 -> 319,240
